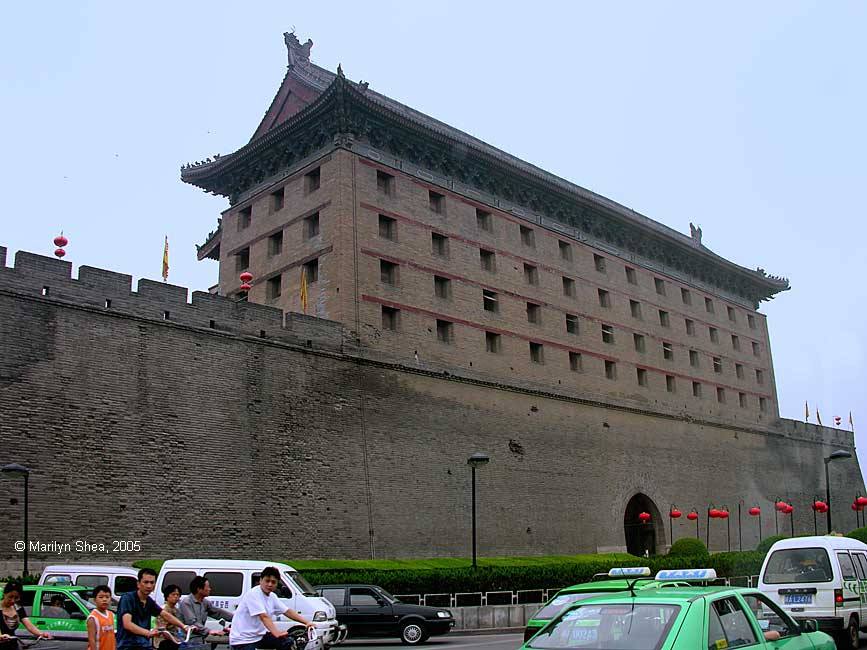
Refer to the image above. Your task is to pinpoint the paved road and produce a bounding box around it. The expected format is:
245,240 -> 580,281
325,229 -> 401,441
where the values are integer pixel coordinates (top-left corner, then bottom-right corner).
44,634 -> 525,650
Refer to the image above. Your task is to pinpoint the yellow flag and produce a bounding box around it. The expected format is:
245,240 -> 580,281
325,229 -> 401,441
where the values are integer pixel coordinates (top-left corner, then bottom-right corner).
300,266 -> 308,314
161,236 -> 169,282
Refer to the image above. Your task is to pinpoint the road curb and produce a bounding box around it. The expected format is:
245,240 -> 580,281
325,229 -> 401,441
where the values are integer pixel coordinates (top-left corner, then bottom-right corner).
449,628 -> 524,636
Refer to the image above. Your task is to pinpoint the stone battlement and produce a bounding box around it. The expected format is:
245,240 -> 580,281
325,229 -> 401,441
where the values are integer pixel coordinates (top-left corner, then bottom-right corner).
0,246 -> 349,353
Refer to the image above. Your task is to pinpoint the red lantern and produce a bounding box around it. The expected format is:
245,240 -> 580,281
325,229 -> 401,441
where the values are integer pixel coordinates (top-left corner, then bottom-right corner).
708,508 -> 719,519
686,511 -> 698,521
638,512 -> 651,523
719,509 -> 730,519
239,271 -> 253,292
669,508 -> 682,519
775,500 -> 788,512
54,248 -> 66,258
853,503 -> 859,511
53,234 -> 68,248
856,496 -> 867,507
748,507 -> 761,516
813,500 -> 827,512
784,504 -> 794,515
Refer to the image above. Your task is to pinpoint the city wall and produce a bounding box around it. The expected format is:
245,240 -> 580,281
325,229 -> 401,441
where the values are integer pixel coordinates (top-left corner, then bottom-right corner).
0,246 -> 862,569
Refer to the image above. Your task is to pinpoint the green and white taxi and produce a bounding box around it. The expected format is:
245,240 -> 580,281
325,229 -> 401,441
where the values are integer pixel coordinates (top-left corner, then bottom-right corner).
524,568 -> 687,642
19,585 -> 94,640
521,569 -> 836,650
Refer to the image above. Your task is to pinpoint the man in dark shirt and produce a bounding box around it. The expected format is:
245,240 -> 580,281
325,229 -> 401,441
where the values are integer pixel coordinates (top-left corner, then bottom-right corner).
116,569 -> 190,650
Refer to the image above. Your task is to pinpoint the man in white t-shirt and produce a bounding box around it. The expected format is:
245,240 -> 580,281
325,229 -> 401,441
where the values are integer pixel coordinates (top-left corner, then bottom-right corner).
229,567 -> 315,650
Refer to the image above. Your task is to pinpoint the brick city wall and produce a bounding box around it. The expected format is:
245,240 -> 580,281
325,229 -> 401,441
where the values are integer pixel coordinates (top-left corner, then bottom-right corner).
0,245 -> 862,568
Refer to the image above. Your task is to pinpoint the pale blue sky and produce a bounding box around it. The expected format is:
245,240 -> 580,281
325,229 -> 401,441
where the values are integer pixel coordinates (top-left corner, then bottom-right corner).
2,2 -> 865,472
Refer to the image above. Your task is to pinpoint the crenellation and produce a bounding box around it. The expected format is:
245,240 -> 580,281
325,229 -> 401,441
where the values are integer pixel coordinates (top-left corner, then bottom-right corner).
0,246 -> 347,353
78,266 -> 133,293
14,250 -> 72,280
0,246 -> 6,267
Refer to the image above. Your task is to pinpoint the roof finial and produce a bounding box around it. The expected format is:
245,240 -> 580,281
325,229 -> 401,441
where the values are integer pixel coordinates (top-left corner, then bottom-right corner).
337,63 -> 344,78
284,30 -> 313,68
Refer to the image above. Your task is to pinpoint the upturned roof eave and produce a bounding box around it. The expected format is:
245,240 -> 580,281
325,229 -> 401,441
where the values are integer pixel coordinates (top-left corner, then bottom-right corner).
184,74 -> 789,297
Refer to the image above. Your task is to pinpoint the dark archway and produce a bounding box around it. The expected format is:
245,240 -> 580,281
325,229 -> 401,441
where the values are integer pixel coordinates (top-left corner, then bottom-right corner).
624,493 -> 663,556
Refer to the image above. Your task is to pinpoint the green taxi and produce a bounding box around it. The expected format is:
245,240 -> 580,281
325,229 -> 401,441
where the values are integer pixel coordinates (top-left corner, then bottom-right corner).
521,570 -> 836,650
524,567 -> 685,642
20,585 -> 94,640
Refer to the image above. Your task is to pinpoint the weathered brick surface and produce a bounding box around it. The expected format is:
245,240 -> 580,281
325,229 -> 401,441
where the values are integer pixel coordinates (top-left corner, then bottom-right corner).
0,249 -> 862,565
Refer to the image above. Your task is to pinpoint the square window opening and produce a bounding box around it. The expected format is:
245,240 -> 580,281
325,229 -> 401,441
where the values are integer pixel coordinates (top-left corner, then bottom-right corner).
304,167 -> 321,194
520,225 -> 535,247
429,190 -> 446,214
529,342 -> 544,364
381,306 -> 399,331
477,209 -> 492,232
271,187 -> 285,212
565,314 -> 579,334
597,288 -> 610,307
483,289 -> 498,313
378,215 -> 397,241
593,254 -> 606,273
605,360 -> 617,380
304,212 -> 320,239
376,170 -> 394,196
569,351 -> 583,372
431,232 -> 449,257
485,331 -> 501,353
303,258 -> 319,283
436,319 -> 453,343
559,241 -> 573,262
434,275 -> 451,299
268,231 -> 283,257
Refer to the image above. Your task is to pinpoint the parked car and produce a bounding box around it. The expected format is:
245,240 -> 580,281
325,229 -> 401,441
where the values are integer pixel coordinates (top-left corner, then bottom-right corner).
38,564 -> 138,601
758,534 -> 867,648
314,584 -> 454,645
154,559 -> 346,645
17,585 -> 94,640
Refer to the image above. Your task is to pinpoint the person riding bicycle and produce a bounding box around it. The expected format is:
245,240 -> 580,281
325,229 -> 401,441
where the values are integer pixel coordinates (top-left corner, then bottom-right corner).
0,582 -> 52,650
227,567 -> 314,650
116,569 -> 191,650
178,577 -> 233,636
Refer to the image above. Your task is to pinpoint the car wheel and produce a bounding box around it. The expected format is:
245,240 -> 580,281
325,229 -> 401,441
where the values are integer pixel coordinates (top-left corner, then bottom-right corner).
400,622 -> 426,645
835,617 -> 860,650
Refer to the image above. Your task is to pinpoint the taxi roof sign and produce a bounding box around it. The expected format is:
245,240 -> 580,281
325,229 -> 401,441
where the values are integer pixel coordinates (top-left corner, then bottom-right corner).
608,567 -> 652,577
654,569 -> 717,581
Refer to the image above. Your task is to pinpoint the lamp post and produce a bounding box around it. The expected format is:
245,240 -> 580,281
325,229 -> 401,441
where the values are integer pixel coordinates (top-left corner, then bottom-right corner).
467,453 -> 490,568
1,463 -> 31,576
825,450 -> 853,533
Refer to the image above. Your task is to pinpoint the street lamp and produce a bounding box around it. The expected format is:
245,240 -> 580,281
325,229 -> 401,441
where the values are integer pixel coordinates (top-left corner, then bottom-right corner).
467,453 -> 490,568
1,463 -> 31,576
825,450 -> 853,533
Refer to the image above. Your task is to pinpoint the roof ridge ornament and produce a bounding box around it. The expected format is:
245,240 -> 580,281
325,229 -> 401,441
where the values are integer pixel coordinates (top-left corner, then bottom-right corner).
689,222 -> 703,246
284,30 -> 313,69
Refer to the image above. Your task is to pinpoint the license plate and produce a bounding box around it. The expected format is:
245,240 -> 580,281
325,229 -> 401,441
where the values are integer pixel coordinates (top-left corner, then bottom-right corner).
784,594 -> 812,605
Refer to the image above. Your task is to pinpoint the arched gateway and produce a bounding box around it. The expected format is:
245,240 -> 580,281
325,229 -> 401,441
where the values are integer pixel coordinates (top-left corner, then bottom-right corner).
624,493 -> 664,556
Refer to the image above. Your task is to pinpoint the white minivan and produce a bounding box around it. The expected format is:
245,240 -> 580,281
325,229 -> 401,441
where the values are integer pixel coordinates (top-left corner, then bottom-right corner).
758,535 -> 867,648
154,560 -> 346,647
39,564 -> 139,600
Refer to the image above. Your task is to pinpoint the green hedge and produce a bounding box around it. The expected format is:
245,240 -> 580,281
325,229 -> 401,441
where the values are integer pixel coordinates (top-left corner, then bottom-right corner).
129,551 -> 765,595
756,535 -> 788,555
846,527 -> 867,544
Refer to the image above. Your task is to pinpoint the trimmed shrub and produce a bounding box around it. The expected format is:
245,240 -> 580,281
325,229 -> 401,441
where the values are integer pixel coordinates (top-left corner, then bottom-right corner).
846,527 -> 867,545
669,538 -> 709,558
710,551 -> 765,577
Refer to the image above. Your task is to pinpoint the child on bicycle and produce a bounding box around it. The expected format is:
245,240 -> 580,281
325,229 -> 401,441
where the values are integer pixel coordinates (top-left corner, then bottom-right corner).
87,585 -> 115,650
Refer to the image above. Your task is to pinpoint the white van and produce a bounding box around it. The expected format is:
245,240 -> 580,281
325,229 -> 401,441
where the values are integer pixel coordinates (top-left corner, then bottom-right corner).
758,535 -> 867,647
154,560 -> 346,646
39,564 -> 139,599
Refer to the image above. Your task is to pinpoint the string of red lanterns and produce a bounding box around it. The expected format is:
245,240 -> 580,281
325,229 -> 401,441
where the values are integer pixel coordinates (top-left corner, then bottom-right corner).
54,232 -> 68,258
239,271 -> 253,292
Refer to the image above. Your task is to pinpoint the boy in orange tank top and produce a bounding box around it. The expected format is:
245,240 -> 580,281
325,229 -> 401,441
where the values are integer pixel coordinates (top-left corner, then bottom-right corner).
87,585 -> 116,650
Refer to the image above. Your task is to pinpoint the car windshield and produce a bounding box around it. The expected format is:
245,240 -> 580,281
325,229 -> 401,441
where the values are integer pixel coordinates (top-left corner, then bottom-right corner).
374,587 -> 398,603
535,593 -> 609,620
287,571 -> 318,596
70,591 -> 96,611
763,548 -> 834,584
528,603 -> 680,650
